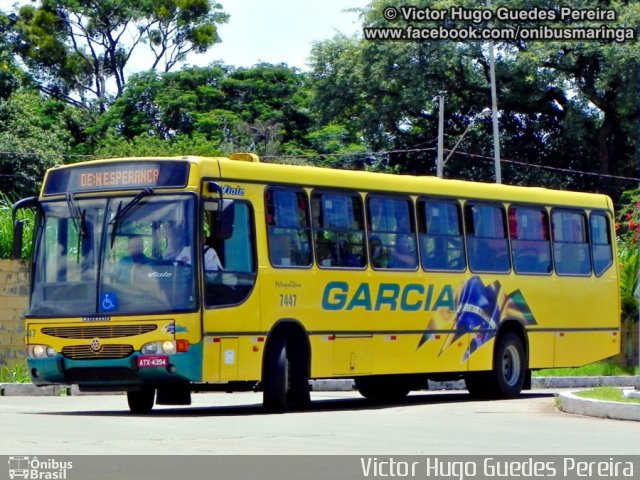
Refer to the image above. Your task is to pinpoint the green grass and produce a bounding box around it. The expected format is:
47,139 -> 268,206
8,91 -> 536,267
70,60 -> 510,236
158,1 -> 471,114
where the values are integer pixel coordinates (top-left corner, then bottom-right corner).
576,386 -> 640,404
0,192 -> 35,259
534,361 -> 638,377
0,363 -> 31,383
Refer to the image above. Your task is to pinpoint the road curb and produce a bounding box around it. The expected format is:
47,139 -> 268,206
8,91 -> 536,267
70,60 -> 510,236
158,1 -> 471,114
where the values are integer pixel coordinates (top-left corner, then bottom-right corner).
0,384 -> 64,396
557,390 -> 640,422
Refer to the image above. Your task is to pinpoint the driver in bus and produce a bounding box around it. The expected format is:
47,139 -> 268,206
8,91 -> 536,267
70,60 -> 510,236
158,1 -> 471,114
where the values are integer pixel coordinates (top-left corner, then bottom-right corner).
162,223 -> 223,271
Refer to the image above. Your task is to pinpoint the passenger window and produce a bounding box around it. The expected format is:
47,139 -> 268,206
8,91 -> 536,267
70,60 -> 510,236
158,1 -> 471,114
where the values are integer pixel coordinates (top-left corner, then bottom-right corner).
465,203 -> 510,273
367,196 -> 418,270
590,212 -> 613,276
311,191 -> 366,268
265,188 -> 312,267
509,207 -> 551,274
417,199 -> 465,271
552,209 -> 591,276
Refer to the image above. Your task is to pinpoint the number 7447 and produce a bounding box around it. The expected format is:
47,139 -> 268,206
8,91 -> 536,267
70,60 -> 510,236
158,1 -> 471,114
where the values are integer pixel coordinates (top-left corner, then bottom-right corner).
279,294 -> 297,307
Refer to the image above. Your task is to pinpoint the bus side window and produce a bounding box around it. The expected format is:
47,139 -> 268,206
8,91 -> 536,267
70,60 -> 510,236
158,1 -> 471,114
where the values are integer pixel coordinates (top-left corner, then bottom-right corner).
418,199 -> 466,271
367,195 -> 418,270
509,206 -> 552,275
465,203 -> 510,273
265,188 -> 312,268
590,212 -> 613,277
552,209 -> 591,276
312,191 -> 366,268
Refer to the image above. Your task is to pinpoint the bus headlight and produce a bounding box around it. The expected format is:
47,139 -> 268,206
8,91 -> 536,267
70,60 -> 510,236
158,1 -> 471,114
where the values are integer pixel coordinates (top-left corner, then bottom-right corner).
28,344 -> 57,358
141,341 -> 176,355
141,342 -> 158,354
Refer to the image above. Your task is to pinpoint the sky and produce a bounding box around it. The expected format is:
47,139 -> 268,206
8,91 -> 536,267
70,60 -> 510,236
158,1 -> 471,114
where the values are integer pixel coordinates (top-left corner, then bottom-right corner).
0,0 -> 371,71
203,0 -> 370,70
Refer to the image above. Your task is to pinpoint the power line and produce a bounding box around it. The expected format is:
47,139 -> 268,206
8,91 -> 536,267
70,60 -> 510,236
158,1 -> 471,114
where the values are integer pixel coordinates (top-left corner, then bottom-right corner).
1,146 -> 640,184
447,149 -> 640,183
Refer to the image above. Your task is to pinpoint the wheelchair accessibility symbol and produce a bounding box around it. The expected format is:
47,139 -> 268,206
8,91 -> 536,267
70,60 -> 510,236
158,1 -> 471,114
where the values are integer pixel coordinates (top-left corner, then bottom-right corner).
101,293 -> 118,311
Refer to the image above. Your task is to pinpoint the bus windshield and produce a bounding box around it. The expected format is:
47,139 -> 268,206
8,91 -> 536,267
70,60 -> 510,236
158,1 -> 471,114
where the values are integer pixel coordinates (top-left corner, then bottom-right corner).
30,194 -> 196,316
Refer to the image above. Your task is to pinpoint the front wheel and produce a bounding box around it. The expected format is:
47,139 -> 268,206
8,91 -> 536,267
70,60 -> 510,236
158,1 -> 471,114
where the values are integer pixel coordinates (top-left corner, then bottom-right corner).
262,336 -> 310,413
262,338 -> 289,413
127,387 -> 155,414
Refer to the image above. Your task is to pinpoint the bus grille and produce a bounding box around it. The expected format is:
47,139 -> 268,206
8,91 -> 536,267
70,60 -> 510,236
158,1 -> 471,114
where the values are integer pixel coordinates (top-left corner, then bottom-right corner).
62,345 -> 134,360
42,325 -> 157,339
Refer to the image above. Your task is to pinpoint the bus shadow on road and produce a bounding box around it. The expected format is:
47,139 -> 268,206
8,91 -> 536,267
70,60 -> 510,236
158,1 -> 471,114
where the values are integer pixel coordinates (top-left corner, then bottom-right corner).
36,391 -> 555,418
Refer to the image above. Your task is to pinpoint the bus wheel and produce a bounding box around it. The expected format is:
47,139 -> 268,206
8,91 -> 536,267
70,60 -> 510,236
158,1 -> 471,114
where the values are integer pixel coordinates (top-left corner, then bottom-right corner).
466,332 -> 526,399
127,387 -> 156,414
494,332 -> 526,398
263,337 -> 289,413
355,375 -> 411,402
286,341 -> 310,407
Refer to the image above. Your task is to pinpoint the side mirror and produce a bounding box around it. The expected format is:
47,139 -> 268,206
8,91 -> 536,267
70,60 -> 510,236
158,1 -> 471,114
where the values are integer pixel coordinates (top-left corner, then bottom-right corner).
205,182 -> 235,240
12,196 -> 39,260
12,220 -> 24,260
216,199 -> 235,240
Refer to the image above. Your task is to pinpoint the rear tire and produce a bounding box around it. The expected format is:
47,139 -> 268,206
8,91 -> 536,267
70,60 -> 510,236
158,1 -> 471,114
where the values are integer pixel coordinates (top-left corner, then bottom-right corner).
127,387 -> 155,414
494,332 -> 526,398
466,332 -> 526,399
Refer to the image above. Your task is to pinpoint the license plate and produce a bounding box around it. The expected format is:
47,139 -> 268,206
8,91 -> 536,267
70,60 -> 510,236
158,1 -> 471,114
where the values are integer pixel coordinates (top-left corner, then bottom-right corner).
136,355 -> 168,368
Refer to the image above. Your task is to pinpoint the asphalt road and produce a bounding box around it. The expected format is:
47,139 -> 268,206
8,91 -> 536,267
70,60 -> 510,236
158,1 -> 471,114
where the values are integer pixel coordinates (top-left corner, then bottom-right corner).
1,390 -> 639,455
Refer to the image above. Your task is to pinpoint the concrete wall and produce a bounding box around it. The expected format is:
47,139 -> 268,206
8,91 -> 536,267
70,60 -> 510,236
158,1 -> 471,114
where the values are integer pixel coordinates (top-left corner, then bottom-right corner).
0,259 -> 29,367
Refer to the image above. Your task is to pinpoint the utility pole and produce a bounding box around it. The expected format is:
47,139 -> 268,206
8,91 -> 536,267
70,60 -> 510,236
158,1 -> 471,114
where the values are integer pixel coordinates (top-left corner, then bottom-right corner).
486,0 -> 501,184
437,96 -> 444,178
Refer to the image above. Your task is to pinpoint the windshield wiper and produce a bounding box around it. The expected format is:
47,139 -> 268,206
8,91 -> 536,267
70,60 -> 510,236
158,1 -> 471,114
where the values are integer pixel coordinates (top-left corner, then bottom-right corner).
66,193 -> 87,263
109,188 -> 154,247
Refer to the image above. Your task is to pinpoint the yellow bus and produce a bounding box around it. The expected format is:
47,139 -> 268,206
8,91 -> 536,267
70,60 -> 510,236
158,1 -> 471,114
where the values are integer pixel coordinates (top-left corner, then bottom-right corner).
13,153 -> 620,413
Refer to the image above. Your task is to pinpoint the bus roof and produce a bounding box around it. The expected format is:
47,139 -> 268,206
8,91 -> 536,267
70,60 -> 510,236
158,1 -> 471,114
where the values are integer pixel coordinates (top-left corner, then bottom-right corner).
43,154 -> 613,211
214,156 -> 612,211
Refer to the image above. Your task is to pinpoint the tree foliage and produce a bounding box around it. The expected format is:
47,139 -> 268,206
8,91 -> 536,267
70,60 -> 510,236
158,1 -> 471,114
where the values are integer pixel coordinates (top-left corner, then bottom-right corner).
96,64 -> 314,156
0,90 -> 73,197
0,0 -> 638,205
7,0 -> 228,111
308,0 -> 640,196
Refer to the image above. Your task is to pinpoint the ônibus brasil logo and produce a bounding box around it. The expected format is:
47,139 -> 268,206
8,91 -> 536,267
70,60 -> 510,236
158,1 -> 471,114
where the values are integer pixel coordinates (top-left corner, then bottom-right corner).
8,456 -> 73,480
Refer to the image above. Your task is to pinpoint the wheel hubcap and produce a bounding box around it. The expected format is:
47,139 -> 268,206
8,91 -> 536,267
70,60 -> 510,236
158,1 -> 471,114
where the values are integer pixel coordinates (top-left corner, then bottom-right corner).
502,345 -> 521,387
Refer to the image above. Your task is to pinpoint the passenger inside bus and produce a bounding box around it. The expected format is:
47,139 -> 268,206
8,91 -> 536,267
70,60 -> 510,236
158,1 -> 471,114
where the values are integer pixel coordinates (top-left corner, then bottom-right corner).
389,234 -> 418,269
114,235 -> 154,283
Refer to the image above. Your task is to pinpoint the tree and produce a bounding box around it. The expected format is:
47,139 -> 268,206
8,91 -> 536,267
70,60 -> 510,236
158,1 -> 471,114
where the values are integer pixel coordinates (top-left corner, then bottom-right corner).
492,0 -> 640,190
0,12 -> 25,99
7,0 -> 228,111
0,90 -> 73,198
96,64 -> 314,155
308,0 -> 640,199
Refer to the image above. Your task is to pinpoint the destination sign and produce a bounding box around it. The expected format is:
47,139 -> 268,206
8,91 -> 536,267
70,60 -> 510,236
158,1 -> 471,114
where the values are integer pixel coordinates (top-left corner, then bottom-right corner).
43,161 -> 190,195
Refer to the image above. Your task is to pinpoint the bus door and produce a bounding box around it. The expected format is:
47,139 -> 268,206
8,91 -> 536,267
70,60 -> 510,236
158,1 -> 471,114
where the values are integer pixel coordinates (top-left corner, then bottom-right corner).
199,195 -> 260,383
